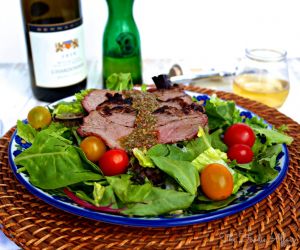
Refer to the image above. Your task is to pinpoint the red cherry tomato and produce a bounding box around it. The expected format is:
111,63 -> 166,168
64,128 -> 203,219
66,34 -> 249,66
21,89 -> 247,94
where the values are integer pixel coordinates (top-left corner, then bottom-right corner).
99,149 -> 129,176
227,144 -> 254,164
200,163 -> 233,201
223,123 -> 255,147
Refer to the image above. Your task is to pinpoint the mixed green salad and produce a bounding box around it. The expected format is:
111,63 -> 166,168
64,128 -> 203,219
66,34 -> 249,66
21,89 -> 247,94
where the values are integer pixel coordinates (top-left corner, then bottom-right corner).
13,88 -> 293,217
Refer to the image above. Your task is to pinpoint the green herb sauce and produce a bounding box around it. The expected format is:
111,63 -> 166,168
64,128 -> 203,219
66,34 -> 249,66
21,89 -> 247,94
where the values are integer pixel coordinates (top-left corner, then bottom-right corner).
120,91 -> 159,150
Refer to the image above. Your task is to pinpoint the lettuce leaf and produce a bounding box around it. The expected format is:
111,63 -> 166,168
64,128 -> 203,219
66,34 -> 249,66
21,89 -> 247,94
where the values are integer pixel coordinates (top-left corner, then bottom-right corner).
53,89 -> 92,118
93,182 -> 106,206
232,172 -> 249,194
192,147 -> 228,172
106,175 -> 152,203
14,130 -> 103,189
150,156 -> 200,195
132,148 -> 155,168
191,127 -> 229,172
106,73 -> 133,91
122,187 -> 195,216
191,195 -> 237,211
252,127 -> 293,145
205,95 -> 242,130
17,120 -> 37,143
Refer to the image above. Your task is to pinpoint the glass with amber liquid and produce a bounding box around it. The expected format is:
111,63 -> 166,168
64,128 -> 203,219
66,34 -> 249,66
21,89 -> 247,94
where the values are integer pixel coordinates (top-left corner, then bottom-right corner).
233,49 -> 289,108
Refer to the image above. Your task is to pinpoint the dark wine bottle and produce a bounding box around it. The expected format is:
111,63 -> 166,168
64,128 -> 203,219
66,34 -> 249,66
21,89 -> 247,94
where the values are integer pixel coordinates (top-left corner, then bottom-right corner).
21,0 -> 87,102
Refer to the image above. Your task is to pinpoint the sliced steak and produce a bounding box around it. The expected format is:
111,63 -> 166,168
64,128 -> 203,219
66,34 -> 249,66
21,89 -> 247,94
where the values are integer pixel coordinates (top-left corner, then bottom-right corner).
154,106 -> 202,126
77,110 -> 134,149
97,105 -> 136,127
82,89 -> 117,112
157,115 -> 208,144
78,86 -> 208,150
149,86 -> 186,102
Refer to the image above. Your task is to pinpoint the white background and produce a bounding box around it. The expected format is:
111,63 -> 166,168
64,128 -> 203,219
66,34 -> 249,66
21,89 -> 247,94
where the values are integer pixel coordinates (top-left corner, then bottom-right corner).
1,0 -> 300,65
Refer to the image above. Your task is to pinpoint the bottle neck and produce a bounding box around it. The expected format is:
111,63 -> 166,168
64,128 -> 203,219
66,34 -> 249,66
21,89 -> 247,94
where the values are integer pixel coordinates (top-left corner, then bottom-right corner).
106,0 -> 134,19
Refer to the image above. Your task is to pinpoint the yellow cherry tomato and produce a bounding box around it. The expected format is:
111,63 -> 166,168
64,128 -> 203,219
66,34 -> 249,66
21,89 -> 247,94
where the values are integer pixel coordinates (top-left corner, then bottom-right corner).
27,106 -> 52,129
80,136 -> 106,162
200,163 -> 233,201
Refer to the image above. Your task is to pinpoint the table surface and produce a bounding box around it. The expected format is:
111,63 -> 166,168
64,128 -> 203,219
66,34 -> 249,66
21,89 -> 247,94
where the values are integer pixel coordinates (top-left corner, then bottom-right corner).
0,59 -> 299,249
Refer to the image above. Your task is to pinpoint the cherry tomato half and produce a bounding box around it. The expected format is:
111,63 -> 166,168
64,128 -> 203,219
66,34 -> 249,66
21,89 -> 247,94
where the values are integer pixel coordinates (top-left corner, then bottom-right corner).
223,123 -> 255,147
27,106 -> 52,129
99,149 -> 129,176
200,163 -> 233,201
227,144 -> 254,164
80,136 -> 106,162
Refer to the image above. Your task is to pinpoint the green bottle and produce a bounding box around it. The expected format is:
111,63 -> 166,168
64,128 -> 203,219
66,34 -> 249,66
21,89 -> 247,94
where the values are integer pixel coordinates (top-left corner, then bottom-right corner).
102,0 -> 142,87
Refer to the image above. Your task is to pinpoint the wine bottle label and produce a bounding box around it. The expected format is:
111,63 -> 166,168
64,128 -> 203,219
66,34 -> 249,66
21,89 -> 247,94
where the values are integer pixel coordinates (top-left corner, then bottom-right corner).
28,18 -> 87,88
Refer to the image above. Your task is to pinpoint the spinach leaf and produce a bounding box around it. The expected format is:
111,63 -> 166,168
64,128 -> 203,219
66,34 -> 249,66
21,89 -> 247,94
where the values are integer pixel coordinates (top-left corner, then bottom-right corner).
166,145 -> 195,161
191,195 -> 237,211
210,129 -> 228,152
106,175 -> 152,203
14,130 -> 103,189
185,137 -> 209,160
150,156 -> 200,195
123,187 -> 195,216
147,144 -> 169,157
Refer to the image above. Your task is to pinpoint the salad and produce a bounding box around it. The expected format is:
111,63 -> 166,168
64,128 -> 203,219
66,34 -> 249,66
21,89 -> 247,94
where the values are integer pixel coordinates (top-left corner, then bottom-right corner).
12,78 -> 293,217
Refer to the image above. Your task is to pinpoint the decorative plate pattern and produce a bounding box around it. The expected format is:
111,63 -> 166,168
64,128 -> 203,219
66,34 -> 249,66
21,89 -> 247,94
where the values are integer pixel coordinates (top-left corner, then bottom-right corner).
8,92 -> 289,227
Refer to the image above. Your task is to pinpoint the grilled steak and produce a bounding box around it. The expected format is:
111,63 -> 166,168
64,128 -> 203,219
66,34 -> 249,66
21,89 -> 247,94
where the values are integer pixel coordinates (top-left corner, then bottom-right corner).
78,87 -> 208,149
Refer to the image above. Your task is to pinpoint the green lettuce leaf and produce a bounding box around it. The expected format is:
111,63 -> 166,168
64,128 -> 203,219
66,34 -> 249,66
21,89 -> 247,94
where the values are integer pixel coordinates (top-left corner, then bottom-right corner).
205,95 -> 242,130
122,187 -> 195,216
93,182 -> 106,206
53,89 -> 91,118
192,147 -> 228,172
191,195 -> 237,211
132,148 -> 155,168
210,128 -> 228,152
14,130 -> 102,189
232,172 -> 249,194
150,156 -> 200,195
191,127 -> 229,172
147,144 -> 169,157
17,120 -> 37,143
232,145 -> 283,184
106,175 -> 152,203
106,73 -> 133,91
252,127 -> 293,145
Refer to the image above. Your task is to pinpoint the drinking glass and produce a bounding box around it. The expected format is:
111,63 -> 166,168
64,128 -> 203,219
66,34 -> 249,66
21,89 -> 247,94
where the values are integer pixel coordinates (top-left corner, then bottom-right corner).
233,48 -> 290,108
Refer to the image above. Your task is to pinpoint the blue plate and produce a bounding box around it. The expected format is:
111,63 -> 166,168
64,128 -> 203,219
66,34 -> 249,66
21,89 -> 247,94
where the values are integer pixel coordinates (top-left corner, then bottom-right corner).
8,92 -> 289,227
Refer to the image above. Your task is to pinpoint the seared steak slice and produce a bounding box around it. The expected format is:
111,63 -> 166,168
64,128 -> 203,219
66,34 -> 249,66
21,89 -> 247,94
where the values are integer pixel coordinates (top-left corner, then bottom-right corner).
77,110 -> 134,149
82,89 -> 117,112
157,116 -> 208,144
150,87 -> 186,101
97,105 -> 136,127
154,106 -> 203,126
78,87 -> 208,150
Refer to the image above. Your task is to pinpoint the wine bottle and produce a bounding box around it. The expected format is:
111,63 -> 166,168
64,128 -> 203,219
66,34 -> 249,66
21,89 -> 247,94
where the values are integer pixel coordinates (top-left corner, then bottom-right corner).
102,0 -> 142,88
21,0 -> 87,102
